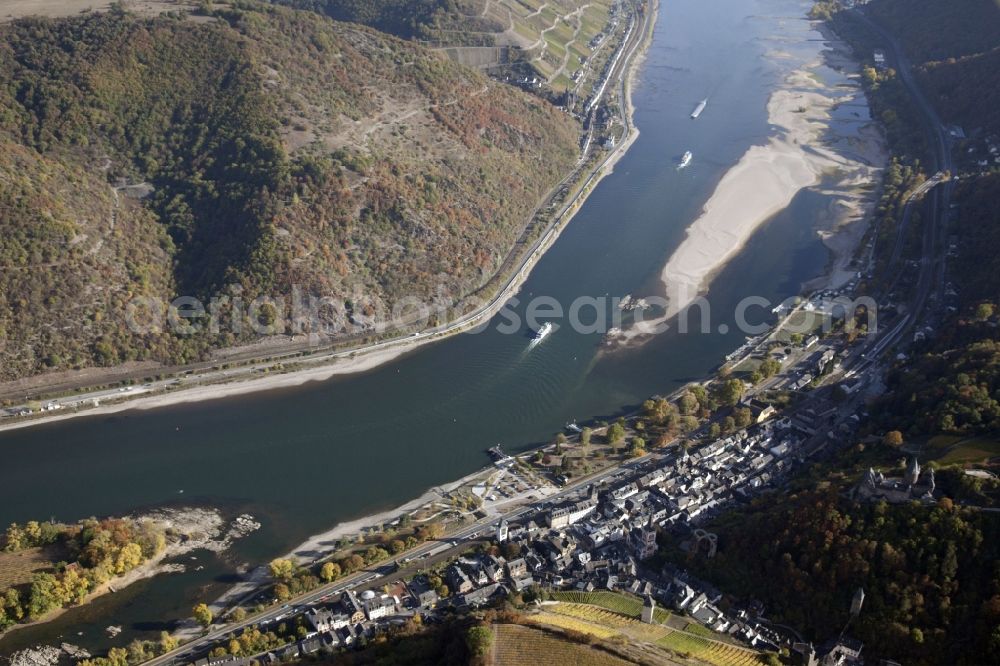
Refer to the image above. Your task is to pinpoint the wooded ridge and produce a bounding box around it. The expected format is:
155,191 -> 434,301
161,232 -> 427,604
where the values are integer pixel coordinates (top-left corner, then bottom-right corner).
0,1 -> 580,381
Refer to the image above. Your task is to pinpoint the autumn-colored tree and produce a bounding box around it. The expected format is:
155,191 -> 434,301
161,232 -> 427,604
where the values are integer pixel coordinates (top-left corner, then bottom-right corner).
678,392 -> 699,416
883,430 -> 904,448
607,422 -> 626,445
320,561 -> 341,583
159,630 -> 178,653
269,558 -> 294,580
466,624 -> 493,661
193,602 -> 213,627
416,522 -> 443,541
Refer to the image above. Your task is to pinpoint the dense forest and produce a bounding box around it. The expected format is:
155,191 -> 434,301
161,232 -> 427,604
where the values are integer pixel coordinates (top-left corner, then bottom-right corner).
876,174 -> 1000,436
0,1 -> 579,381
666,488 -> 1000,664
864,0 -> 1000,138
269,0 -> 458,39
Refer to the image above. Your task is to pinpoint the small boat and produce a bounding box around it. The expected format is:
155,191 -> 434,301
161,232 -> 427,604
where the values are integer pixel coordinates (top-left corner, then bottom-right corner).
678,151 -> 692,169
691,98 -> 708,119
566,422 -> 582,433
531,322 -> 554,343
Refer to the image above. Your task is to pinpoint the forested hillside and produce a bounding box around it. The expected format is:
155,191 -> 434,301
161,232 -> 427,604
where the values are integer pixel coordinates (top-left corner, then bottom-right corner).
270,0 -> 456,39
865,0 -> 1000,137
0,2 -> 579,381
832,0 -> 1000,438
876,173 -> 1000,436
666,488 -> 1000,664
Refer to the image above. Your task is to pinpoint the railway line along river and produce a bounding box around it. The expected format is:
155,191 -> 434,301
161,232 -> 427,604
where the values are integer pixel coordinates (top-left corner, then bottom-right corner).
0,0 -> 885,653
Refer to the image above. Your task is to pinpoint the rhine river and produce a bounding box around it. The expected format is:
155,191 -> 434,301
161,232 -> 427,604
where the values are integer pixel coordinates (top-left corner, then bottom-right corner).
0,0 -> 869,653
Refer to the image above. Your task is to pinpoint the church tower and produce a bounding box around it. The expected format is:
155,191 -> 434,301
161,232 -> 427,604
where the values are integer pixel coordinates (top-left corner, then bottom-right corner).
904,457 -> 920,486
641,595 -> 656,624
496,519 -> 509,544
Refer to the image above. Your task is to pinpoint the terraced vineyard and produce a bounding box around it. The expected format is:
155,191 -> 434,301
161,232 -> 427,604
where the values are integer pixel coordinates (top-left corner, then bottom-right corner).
654,632 -> 765,666
532,595 -> 769,666
529,610 -> 619,639
548,590 -> 673,622
548,603 -> 674,642
680,621 -> 720,639
549,602 -> 642,628
491,623 -> 634,666
435,0 -> 618,91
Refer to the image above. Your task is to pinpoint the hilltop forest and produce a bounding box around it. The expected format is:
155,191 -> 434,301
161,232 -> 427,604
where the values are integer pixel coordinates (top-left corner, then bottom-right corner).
0,1 -> 579,381
865,0 -> 1000,139
270,0 -> 458,39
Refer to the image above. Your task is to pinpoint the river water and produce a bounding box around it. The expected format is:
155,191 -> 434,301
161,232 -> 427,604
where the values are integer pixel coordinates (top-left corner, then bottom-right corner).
0,0 -> 862,653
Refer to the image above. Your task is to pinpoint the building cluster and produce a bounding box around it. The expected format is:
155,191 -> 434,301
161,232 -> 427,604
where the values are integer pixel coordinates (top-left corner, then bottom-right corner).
665,567 -> 786,651
464,419 -> 809,599
792,638 -> 870,666
853,456 -> 936,504
208,588 -> 410,665
193,418 -> 831,666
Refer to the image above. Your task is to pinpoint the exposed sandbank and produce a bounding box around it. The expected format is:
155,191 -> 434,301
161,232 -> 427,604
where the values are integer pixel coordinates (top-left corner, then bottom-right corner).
607,34 -> 887,348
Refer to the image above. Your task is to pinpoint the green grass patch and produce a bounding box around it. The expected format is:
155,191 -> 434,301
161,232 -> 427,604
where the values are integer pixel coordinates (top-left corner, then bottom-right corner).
937,437 -> 1000,464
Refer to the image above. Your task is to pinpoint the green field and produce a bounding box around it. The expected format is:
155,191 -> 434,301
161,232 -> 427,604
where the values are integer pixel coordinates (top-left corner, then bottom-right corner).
773,309 -> 827,343
925,435 -> 1000,464
939,438 -> 1000,464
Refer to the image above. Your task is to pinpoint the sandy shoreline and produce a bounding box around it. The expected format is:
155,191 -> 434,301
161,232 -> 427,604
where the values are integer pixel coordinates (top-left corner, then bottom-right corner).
0,344 -> 417,433
0,3 -> 655,437
283,467 -> 485,565
608,25 -> 886,347
672,50 -> 886,300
